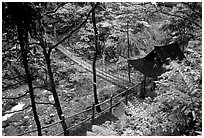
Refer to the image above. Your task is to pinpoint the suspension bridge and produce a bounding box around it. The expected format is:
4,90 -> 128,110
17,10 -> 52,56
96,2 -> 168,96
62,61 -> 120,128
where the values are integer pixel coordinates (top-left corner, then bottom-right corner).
16,40 -> 148,136
12,37 -> 185,136
53,41 -> 145,136
56,43 -> 138,89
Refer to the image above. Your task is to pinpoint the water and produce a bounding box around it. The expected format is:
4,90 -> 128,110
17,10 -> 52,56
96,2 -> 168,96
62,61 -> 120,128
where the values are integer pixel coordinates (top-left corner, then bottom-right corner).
2,102 -> 25,121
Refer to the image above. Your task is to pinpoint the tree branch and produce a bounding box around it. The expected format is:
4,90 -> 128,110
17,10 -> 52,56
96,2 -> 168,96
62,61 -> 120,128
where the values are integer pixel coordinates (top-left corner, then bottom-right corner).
2,90 -> 29,100
28,42 -> 41,46
48,3 -> 99,55
33,85 -> 51,91
45,3 -> 68,15
157,9 -> 202,29
182,2 -> 202,19
35,102 -> 55,106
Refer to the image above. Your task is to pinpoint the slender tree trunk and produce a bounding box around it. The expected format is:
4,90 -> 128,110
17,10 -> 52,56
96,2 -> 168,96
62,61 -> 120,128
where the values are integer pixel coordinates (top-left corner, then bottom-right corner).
42,45 -> 68,135
127,22 -> 131,83
18,28 -> 42,136
91,2 -> 101,113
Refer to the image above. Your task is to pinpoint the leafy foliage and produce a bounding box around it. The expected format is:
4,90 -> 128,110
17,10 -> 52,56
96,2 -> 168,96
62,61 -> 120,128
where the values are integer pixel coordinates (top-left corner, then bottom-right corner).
2,2 -> 202,136
159,2 -> 202,44
100,40 -> 202,136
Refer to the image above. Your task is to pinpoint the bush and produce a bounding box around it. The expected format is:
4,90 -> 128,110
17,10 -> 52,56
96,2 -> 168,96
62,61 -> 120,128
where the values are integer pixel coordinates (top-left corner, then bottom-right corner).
102,51 -> 201,136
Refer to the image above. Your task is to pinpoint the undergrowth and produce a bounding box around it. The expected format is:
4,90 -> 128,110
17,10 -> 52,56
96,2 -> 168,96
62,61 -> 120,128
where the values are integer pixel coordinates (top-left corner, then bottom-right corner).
94,52 -> 202,136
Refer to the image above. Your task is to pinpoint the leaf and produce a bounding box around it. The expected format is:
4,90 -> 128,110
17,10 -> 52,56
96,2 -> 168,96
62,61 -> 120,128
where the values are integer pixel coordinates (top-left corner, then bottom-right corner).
195,131 -> 202,135
191,111 -> 196,121
191,89 -> 200,95
181,106 -> 187,113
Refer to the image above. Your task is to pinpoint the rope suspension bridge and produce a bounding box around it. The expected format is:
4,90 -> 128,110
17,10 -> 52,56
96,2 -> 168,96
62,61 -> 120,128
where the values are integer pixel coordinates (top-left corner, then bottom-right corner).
16,39 -> 184,136
56,44 -> 138,89
8,35 -> 185,136
16,40 -> 145,136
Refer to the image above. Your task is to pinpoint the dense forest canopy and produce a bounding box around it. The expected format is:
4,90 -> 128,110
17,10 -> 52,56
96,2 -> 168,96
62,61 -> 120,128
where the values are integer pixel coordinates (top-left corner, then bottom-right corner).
2,2 -> 202,136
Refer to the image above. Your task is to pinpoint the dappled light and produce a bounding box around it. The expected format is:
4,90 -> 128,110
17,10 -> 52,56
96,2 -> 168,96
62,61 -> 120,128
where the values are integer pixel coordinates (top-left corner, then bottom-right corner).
2,2 -> 202,136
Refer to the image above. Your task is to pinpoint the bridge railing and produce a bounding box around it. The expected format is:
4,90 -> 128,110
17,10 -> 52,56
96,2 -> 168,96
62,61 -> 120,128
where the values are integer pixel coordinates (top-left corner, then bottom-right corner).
57,45 -> 139,88
17,83 -> 140,136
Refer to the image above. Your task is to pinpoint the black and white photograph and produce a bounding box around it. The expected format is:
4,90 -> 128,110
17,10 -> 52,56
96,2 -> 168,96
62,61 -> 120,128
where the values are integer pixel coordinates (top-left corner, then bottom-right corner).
1,1 -> 202,136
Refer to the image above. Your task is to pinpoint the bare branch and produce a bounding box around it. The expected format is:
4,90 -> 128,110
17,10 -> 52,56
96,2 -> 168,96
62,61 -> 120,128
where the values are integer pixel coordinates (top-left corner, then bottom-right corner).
48,3 -> 99,54
28,42 -> 41,46
182,2 -> 202,19
45,3 -> 68,15
157,9 -> 202,29
33,86 -> 51,92
2,90 -> 29,100
35,102 -> 55,106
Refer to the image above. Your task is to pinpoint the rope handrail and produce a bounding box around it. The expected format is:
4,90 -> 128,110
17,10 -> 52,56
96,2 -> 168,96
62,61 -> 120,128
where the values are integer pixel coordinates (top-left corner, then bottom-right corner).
64,83 -> 137,123
95,105 -> 111,117
56,96 -> 127,136
95,97 -> 111,107
112,84 -> 137,99
64,83 -> 139,134
16,43 -> 141,136
17,83 -> 139,136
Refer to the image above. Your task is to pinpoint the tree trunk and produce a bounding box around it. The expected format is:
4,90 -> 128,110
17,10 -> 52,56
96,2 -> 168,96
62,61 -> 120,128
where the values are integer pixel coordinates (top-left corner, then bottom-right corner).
127,22 -> 131,83
42,46 -> 68,135
18,27 -> 42,136
91,2 -> 101,113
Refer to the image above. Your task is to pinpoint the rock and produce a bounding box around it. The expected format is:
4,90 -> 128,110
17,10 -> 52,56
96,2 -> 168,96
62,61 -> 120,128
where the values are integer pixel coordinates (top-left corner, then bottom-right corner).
48,95 -> 54,102
4,125 -> 19,136
50,113 -> 55,117
2,120 -> 10,129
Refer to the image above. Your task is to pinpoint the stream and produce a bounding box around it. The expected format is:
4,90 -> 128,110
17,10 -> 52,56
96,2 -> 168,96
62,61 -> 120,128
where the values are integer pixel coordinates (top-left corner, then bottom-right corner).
2,102 -> 25,122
